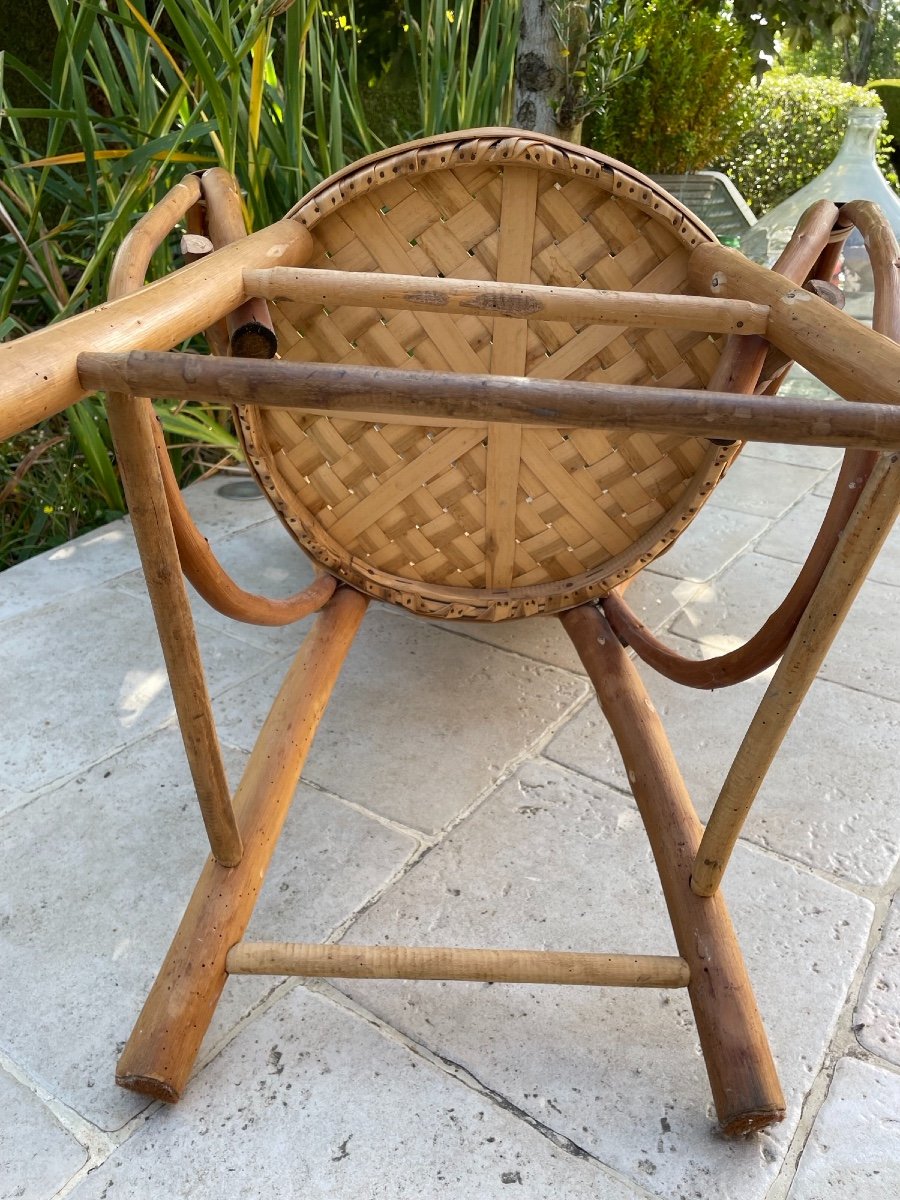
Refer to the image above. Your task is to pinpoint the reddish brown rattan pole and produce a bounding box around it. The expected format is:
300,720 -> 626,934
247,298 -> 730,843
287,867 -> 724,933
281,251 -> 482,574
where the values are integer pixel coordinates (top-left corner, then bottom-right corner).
75,350 -> 900,449
116,587 -> 369,1102
691,199 -> 900,895
105,176 -> 243,866
560,603 -> 785,1136
604,201 -> 873,688
201,168 -> 277,358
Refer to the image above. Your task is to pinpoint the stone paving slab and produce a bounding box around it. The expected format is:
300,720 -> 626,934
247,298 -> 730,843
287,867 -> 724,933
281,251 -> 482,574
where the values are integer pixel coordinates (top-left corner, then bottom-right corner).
0,1068 -> 87,1200
0,726 -> 415,1131
708,455 -> 827,519
0,583 -> 273,805
0,518 -> 139,623
855,895 -> 900,1066
647,505 -> 769,583
336,760 -> 874,1200
214,606 -> 589,833
424,570 -> 698,675
66,984 -> 638,1200
787,1058 -> 900,1199
671,553 -> 900,703
740,441 -> 844,471
112,513 -> 321,654
545,650 -> 900,887
754,490 -> 900,588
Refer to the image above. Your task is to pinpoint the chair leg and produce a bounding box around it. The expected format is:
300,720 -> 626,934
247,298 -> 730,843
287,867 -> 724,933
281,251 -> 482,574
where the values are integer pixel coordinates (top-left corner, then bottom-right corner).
561,603 -> 785,1136
116,586 -> 368,1102
693,452 -> 900,897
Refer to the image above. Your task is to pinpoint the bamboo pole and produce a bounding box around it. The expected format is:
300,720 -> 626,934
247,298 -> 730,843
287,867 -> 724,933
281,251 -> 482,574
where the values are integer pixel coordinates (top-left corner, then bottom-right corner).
560,603 -> 785,1136
225,942 -> 691,988
105,176 -> 243,866
691,200 -> 900,894
201,169 -> 277,357
244,266 -> 770,335
108,180 -> 331,628
0,219 -> 312,440
116,587 -> 369,1103
77,350 -> 900,449
687,242 -> 900,407
603,200 -> 876,688
691,453 -> 900,897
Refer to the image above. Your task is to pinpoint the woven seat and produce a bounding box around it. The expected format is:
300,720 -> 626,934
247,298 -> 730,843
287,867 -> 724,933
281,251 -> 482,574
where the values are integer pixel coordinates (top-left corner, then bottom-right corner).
240,132 -> 736,619
3,128 -> 900,1142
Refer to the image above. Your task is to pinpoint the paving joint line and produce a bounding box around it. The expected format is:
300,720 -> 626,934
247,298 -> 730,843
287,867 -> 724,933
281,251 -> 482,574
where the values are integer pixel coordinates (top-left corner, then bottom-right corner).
304,978 -> 662,1200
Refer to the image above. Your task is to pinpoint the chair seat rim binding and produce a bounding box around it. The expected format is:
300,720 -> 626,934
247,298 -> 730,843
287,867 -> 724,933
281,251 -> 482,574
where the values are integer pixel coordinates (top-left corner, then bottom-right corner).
237,128 -> 741,621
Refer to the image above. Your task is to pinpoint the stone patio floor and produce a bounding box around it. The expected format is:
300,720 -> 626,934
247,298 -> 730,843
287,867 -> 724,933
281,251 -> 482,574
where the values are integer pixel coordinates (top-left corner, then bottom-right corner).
2,406 -> 899,1198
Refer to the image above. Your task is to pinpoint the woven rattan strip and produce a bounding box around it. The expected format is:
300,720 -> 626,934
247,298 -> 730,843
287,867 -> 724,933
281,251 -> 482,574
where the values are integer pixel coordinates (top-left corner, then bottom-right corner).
238,130 -> 737,621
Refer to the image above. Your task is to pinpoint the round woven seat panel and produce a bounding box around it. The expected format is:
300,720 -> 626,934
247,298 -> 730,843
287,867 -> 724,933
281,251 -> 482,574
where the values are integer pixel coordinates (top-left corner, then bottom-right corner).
238,129 -> 738,621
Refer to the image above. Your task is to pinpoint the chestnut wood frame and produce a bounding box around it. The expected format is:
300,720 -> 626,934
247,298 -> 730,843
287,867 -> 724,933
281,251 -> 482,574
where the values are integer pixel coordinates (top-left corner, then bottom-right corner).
2,149 -> 900,1138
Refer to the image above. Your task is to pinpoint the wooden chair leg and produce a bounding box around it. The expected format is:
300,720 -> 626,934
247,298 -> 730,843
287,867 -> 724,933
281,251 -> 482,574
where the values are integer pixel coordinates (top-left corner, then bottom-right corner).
116,586 -> 368,1102
692,451 -> 900,897
560,603 -> 785,1136
105,390 -> 243,866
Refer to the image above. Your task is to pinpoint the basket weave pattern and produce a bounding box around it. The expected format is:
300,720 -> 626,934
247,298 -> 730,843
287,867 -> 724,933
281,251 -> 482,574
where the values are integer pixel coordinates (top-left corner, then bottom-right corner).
238,131 -> 736,620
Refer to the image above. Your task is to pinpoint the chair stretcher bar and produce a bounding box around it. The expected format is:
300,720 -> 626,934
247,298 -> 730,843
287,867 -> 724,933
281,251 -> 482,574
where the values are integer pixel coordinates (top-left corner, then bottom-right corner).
243,266 -> 771,335
78,350 -> 900,450
225,941 -> 691,988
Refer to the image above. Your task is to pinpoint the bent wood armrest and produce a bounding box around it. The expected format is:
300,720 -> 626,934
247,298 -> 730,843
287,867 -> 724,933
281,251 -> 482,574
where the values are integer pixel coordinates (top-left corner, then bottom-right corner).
688,243 -> 900,407
108,175 -> 331,627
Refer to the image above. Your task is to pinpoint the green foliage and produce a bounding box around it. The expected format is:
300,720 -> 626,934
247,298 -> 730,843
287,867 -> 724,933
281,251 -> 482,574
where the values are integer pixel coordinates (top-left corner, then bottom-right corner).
715,70 -> 895,214
730,0 -> 872,79
1,0 -> 363,565
549,0 -> 646,133
401,0 -> 521,135
777,0 -> 900,85
586,0 -> 752,174
870,78 -> 900,167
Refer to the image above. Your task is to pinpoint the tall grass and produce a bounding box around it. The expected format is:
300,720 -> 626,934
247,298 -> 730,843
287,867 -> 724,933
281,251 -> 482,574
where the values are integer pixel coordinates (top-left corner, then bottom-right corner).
0,0 -> 524,566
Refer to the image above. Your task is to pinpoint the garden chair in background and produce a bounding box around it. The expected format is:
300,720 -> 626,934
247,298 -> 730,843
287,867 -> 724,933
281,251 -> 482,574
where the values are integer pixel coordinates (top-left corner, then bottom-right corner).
2,129 -> 899,1137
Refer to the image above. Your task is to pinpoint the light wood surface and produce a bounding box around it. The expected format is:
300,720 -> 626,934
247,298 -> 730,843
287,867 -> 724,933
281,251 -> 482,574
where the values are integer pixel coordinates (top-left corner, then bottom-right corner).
105,175 -> 243,866
561,603 -> 785,1135
244,266 -> 770,335
116,587 -> 369,1102
226,942 -> 691,987
0,218 -> 312,440
688,241 -> 900,407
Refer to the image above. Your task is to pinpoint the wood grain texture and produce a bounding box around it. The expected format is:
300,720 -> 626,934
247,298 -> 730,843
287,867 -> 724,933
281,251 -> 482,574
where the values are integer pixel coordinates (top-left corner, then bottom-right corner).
79,351 -> 900,450
561,603 -> 785,1136
0,218 -> 311,440
226,942 -> 691,987
116,587 -> 369,1103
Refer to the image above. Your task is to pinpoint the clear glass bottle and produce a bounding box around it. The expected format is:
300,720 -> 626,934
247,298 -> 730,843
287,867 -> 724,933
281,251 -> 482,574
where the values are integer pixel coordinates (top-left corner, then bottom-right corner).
742,106 -> 900,319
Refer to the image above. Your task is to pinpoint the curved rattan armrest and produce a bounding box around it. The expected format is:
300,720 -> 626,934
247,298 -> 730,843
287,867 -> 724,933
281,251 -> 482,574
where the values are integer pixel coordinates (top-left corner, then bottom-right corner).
108,174 -> 332,626
606,199 -> 899,688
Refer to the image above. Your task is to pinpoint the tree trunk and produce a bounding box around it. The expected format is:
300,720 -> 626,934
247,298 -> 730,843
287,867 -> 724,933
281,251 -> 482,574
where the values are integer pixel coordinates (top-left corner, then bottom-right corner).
513,0 -> 574,139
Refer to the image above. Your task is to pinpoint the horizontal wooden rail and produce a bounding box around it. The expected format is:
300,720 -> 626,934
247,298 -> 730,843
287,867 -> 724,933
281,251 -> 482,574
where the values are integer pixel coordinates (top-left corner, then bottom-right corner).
225,941 -> 691,988
77,350 -> 900,450
243,266 -> 771,335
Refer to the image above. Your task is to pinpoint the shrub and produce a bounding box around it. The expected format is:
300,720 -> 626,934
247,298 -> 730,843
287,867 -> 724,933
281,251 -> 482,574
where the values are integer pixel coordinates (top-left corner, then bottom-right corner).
586,0 -> 751,174
869,79 -> 900,169
716,71 -> 896,214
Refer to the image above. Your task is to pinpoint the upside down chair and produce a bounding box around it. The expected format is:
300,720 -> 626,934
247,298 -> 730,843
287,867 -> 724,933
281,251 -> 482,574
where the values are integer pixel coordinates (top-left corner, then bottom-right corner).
4,129 -> 900,1136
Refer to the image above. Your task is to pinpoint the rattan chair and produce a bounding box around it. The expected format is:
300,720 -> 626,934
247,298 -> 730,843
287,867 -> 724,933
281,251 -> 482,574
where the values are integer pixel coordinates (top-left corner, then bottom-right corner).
4,129 -> 900,1136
